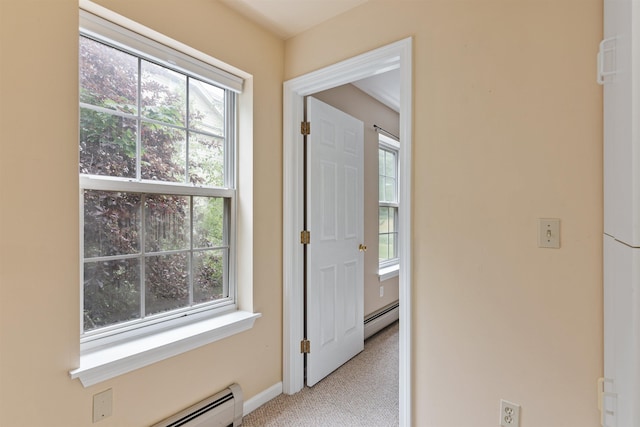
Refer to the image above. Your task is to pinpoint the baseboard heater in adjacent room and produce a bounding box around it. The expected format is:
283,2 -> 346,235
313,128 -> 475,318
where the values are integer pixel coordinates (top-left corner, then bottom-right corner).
152,383 -> 243,427
364,301 -> 399,340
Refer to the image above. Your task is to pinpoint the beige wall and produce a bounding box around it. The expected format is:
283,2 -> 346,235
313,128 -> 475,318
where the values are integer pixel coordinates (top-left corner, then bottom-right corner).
0,0 -> 604,425
287,1 -> 603,426
313,84 -> 400,317
0,1 -> 283,426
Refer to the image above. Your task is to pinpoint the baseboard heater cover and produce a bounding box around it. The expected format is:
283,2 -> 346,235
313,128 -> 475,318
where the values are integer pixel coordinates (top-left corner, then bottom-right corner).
151,383 -> 243,427
364,302 -> 399,340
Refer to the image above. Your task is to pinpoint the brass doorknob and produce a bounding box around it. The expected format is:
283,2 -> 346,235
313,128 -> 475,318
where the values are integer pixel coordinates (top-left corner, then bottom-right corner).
359,244 -> 367,252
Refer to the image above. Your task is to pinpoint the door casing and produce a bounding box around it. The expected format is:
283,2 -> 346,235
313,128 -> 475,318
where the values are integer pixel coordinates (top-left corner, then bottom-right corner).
282,37 -> 413,426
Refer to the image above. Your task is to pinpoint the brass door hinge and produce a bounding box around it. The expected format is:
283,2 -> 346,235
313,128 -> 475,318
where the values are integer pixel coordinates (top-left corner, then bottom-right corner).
301,121 -> 311,135
300,339 -> 311,354
300,230 -> 310,245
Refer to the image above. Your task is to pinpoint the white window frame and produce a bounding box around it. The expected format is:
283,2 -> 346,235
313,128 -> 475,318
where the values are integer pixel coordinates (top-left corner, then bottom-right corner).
378,133 -> 400,273
70,5 -> 259,388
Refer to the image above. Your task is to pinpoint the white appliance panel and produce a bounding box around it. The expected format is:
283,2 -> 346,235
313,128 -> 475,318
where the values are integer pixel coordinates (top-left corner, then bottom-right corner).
603,0 -> 640,246
603,235 -> 640,426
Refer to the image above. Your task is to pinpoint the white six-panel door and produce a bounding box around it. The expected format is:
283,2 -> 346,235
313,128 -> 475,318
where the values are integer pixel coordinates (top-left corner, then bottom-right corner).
305,96 -> 364,387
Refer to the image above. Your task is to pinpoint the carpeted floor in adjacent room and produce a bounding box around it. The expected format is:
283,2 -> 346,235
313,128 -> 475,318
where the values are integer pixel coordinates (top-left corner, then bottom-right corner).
242,321 -> 399,426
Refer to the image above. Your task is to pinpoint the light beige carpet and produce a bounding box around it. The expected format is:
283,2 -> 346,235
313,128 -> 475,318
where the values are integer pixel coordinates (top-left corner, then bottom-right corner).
242,321 -> 399,426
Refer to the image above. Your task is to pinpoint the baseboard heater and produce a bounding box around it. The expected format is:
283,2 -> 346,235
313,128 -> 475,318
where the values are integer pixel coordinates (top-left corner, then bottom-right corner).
364,301 -> 399,340
151,383 -> 243,427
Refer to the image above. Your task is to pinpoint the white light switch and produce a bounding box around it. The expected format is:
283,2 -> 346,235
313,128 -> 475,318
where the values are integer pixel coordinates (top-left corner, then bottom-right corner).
538,218 -> 560,248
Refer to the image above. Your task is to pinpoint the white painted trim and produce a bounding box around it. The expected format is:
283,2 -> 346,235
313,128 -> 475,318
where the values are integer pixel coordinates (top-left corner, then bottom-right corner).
70,311 -> 261,387
379,133 -> 400,149
243,382 -> 283,416
378,264 -> 400,281
282,37 -> 412,427
79,0 -> 251,81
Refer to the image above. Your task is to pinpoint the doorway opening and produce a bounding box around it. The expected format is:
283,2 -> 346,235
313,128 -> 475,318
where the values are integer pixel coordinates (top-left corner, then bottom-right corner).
282,38 -> 413,426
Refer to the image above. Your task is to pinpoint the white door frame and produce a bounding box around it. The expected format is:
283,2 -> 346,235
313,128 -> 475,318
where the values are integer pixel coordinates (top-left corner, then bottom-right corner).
282,38 -> 413,426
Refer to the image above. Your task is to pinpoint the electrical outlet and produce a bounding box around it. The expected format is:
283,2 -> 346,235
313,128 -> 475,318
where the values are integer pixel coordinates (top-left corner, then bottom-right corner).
380,285 -> 384,297
500,400 -> 520,427
93,389 -> 113,423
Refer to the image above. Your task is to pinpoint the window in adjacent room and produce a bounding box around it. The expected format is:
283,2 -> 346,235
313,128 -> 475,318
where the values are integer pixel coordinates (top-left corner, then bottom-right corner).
79,13 -> 241,342
378,133 -> 400,272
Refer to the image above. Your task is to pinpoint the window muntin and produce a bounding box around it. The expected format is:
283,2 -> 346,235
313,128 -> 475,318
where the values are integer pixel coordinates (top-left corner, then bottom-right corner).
378,135 -> 399,267
79,35 -> 236,338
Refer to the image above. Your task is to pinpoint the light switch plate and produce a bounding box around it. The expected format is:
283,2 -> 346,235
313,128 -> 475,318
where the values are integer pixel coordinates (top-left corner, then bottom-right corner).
538,218 -> 560,248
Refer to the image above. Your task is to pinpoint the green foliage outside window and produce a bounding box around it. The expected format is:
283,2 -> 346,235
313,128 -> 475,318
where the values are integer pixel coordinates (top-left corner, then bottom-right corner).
80,36 -> 229,332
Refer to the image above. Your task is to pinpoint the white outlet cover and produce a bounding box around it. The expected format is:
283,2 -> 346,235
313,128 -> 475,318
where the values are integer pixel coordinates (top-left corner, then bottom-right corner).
93,388 -> 113,423
500,399 -> 520,427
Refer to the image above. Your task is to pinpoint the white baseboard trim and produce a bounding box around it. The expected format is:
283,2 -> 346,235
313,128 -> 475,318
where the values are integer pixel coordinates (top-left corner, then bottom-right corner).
243,382 -> 282,416
364,303 -> 399,340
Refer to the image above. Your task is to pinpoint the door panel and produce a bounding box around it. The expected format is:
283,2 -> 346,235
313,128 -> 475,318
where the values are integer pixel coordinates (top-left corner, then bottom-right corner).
344,166 -> 358,239
603,235 -> 640,426
320,161 -> 337,240
306,96 -> 364,387
344,260 -> 358,331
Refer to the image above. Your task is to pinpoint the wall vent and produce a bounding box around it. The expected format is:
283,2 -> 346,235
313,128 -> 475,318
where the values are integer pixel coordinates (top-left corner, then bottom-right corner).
152,383 -> 243,427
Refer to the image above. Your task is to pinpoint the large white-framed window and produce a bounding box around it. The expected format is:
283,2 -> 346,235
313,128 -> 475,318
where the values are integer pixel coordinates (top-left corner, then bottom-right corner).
378,133 -> 400,272
71,8 -> 259,387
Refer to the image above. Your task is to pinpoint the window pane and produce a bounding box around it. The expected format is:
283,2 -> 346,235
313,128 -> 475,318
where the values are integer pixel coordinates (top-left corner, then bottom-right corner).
193,197 -> 224,248
385,151 -> 396,178
189,79 -> 225,135
84,191 -> 141,258
80,108 -> 137,178
379,234 -> 389,261
145,253 -> 189,315
141,60 -> 186,126
189,132 -> 224,187
193,250 -> 226,303
144,194 -> 190,252
389,233 -> 396,259
141,123 -> 186,182
379,207 -> 389,234
384,177 -> 396,202
379,147 -> 397,203
379,205 -> 398,263
80,37 -> 138,113
84,258 -> 140,331
388,207 -> 396,233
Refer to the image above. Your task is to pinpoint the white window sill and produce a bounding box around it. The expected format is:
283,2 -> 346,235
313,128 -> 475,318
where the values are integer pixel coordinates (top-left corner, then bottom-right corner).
69,310 -> 261,387
378,264 -> 399,281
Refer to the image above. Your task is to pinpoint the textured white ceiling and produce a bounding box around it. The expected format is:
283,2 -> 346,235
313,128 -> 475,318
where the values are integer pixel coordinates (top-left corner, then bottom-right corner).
220,0 -> 370,40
